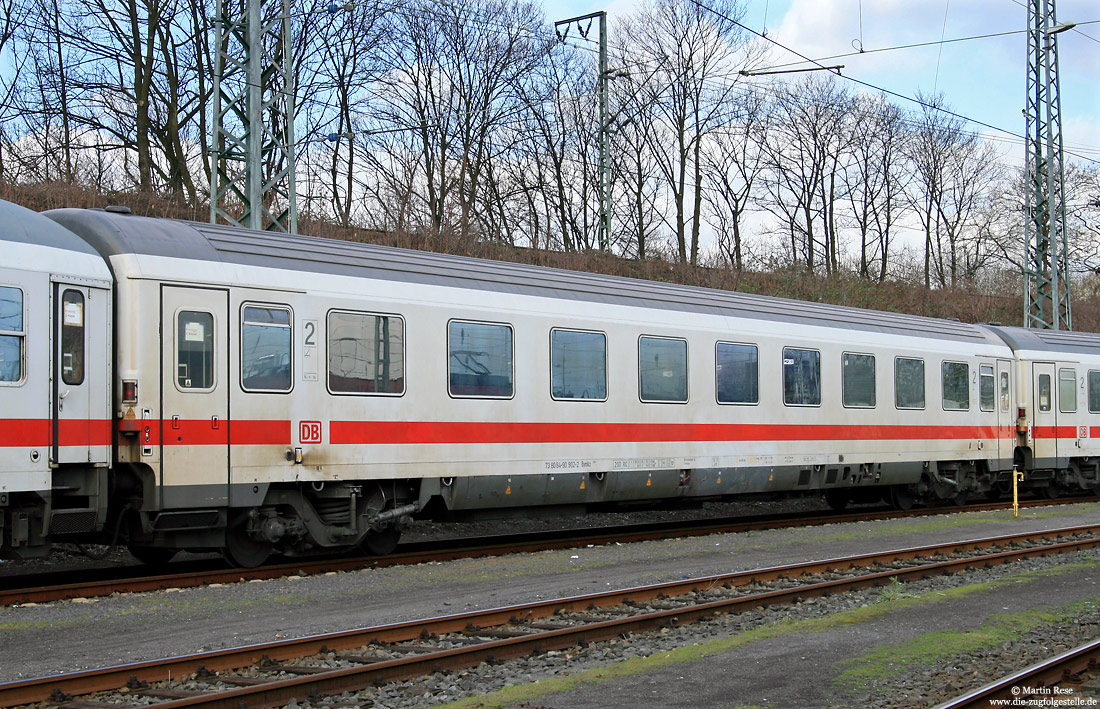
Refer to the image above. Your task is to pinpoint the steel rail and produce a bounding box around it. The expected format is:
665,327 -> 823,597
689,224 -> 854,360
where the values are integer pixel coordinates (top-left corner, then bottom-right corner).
2,524 -> 1099,707
933,637 -> 1100,708
0,498 -> 1085,607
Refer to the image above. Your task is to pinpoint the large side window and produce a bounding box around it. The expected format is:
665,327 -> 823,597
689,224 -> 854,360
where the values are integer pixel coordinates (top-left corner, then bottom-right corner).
716,342 -> 758,405
842,352 -> 875,408
177,310 -> 214,390
942,361 -> 969,410
0,286 -> 23,383
551,329 -> 607,401
1059,368 -> 1077,413
328,310 -> 405,395
61,289 -> 85,385
979,364 -> 995,412
639,336 -> 687,403
1090,371 -> 1100,413
449,320 -> 513,398
783,347 -> 820,406
895,357 -> 925,409
242,304 -> 292,392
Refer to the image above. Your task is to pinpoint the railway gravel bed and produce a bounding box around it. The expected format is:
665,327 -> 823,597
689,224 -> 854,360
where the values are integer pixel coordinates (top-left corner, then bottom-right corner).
2,500 -> 1099,707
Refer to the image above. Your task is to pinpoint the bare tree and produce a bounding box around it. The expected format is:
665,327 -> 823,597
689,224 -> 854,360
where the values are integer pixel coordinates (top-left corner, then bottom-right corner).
759,75 -> 853,274
844,93 -> 909,281
618,0 -> 754,265
699,86 -> 765,270
908,94 -> 1004,287
375,0 -> 552,243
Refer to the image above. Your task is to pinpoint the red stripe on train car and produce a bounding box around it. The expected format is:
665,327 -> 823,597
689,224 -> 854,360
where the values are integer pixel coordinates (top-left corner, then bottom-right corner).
0,419 -> 111,447
232,419 -> 292,445
155,419 -> 290,446
0,419 -> 51,447
329,421 -> 1016,446
1033,425 -> 1080,439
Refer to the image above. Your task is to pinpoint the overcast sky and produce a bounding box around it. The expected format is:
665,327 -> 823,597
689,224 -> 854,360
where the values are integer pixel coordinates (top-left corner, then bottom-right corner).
544,0 -> 1100,167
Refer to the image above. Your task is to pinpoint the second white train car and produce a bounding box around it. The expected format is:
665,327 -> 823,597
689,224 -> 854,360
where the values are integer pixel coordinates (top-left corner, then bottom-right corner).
2,200 -> 1098,565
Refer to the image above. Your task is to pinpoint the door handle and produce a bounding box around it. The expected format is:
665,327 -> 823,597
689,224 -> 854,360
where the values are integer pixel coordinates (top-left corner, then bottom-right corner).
211,416 -> 220,429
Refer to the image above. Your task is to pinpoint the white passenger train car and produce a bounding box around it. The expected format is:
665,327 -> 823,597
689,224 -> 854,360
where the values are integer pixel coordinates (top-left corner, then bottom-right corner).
1,200 -> 1098,565
0,200 -> 112,554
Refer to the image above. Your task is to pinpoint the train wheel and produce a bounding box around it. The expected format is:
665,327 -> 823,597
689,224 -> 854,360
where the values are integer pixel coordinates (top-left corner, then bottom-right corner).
824,490 -> 849,510
362,528 -> 401,556
128,545 -> 178,567
888,486 -> 916,511
222,515 -> 272,568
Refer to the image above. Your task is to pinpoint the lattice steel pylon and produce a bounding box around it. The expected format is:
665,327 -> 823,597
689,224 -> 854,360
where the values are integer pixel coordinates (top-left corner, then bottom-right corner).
1023,0 -> 1071,329
210,0 -> 298,233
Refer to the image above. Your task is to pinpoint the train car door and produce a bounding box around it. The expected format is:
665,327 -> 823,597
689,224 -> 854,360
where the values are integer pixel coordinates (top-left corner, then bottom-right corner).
1032,362 -> 1058,465
996,359 -> 1013,465
52,282 -> 110,465
161,286 -> 229,507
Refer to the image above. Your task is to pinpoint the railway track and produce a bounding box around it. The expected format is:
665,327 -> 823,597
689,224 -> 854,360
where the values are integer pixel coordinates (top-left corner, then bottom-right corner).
3,523 -> 1100,708
935,637 -> 1100,708
0,498 -> 1084,607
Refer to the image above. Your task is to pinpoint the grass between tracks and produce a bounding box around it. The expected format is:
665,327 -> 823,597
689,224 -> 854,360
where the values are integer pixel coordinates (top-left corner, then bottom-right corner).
437,554 -> 1100,709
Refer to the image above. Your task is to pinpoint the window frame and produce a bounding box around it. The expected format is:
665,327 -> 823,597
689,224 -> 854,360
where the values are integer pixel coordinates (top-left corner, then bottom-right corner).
175,308 -> 217,393
894,356 -> 926,410
1089,370 -> 1100,414
941,360 -> 970,411
60,289 -> 85,386
0,285 -> 25,386
447,318 -> 515,400
326,309 -> 406,397
979,364 -> 995,412
638,335 -> 689,404
782,346 -> 822,408
549,327 -> 608,402
715,341 -> 759,406
841,351 -> 876,409
1038,373 -> 1052,412
240,302 -> 294,394
1059,367 -> 1077,414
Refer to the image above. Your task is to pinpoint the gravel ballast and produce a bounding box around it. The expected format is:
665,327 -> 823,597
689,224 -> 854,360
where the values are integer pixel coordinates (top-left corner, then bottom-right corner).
2,500 -> 1099,708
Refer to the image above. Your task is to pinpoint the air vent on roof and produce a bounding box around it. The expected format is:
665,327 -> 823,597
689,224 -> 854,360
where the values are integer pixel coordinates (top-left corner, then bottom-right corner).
104,205 -> 132,214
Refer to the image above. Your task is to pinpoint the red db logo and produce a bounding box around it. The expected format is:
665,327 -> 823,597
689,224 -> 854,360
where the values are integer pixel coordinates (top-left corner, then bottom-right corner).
299,421 -> 322,444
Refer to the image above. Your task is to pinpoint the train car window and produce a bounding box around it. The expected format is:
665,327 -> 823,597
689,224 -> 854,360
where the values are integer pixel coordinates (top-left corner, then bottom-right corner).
1089,371 -> 1100,413
639,336 -> 688,403
177,311 -> 214,389
449,320 -> 514,398
894,357 -> 925,409
551,329 -> 607,401
327,310 -> 405,395
0,286 -> 23,383
61,289 -> 85,385
783,347 -> 821,406
716,342 -> 758,405
241,305 -> 292,392
842,352 -> 876,408
1038,374 -> 1051,412
1000,371 -> 1010,412
1059,368 -> 1077,413
941,361 -> 969,411
979,365 -> 995,412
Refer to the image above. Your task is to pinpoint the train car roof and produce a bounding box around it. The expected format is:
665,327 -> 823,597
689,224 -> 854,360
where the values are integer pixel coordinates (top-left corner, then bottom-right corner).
985,324 -> 1100,357
44,207 -> 1006,344
2,200 -> 102,257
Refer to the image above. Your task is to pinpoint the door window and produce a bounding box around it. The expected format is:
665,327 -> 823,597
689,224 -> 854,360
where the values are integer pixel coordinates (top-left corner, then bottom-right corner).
61,290 -> 85,385
177,310 -> 215,390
